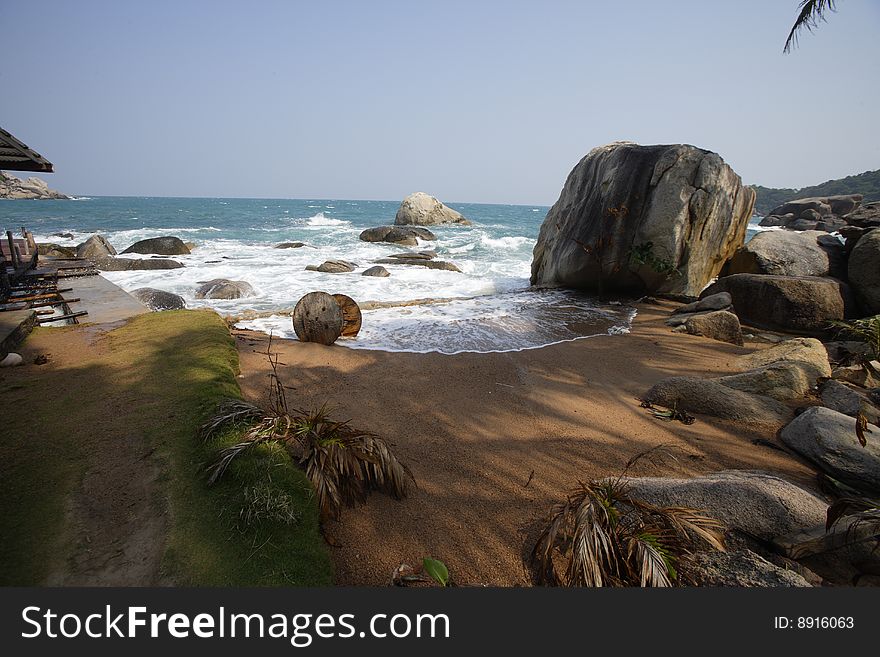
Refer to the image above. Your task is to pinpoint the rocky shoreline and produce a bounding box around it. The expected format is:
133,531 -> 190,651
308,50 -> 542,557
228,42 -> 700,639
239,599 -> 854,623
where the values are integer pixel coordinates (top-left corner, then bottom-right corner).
0,170 -> 71,199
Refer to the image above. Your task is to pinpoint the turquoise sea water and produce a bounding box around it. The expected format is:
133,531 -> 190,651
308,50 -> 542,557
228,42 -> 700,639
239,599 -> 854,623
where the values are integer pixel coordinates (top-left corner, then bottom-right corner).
1,196 -> 760,353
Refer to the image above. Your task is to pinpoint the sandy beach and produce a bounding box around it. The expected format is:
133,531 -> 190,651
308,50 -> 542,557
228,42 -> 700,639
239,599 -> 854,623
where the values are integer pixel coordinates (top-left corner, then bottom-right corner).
234,299 -> 817,586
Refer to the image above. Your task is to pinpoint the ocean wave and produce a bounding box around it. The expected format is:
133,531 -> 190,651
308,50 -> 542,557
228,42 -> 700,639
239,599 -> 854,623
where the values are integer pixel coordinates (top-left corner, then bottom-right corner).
304,212 -> 350,227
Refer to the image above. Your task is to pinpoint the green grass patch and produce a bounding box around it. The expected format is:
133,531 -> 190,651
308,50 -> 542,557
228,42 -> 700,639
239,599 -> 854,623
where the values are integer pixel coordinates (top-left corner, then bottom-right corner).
0,309 -> 331,585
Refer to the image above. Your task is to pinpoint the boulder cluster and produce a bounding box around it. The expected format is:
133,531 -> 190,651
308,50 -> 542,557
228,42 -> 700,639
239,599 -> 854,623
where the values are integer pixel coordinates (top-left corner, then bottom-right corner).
0,170 -> 70,199
760,195 -> 879,233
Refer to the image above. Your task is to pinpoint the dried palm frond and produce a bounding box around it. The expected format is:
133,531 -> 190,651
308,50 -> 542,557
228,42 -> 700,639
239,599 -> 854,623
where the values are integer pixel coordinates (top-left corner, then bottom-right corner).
199,398 -> 265,442
531,475 -> 725,587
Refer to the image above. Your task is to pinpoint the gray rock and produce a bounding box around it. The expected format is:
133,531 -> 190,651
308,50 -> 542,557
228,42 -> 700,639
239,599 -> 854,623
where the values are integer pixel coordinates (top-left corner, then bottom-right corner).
311,259 -> 356,273
683,550 -> 811,587
723,230 -> 845,278
530,142 -> 755,297
684,310 -> 743,345
361,266 -> 390,277
94,257 -> 183,271
674,292 -> 732,315
666,311 -> 707,327
122,236 -> 191,256
820,379 -> 880,423
847,228 -> 880,315
845,201 -> 880,229
274,242 -> 306,249
642,377 -> 792,428
788,218 -> 819,231
131,288 -> 186,311
394,192 -> 471,226
76,235 -> 117,260
384,250 -> 437,260
767,196 -> 861,218
0,171 -> 70,199
734,337 -> 831,381
626,470 -> 826,541
702,274 -> 856,336
780,406 -> 880,495
758,215 -> 786,227
715,362 -> 814,401
359,225 -> 437,246
195,279 -> 254,299
374,258 -> 462,272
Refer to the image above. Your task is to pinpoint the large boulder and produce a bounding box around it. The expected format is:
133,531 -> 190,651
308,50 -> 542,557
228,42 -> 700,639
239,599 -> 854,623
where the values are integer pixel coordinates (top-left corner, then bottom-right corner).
684,310 -> 743,345
702,274 -> 856,335
780,406 -> 880,495
734,337 -> 831,381
195,279 -> 254,299
642,377 -> 792,428
847,228 -> 880,315
626,470 -> 827,541
359,225 -> 436,247
131,288 -> 186,311
394,192 -> 471,226
76,235 -> 117,260
529,142 -> 755,296
121,236 -> 191,256
723,230 -> 845,278
94,257 -> 183,271
306,260 -> 356,273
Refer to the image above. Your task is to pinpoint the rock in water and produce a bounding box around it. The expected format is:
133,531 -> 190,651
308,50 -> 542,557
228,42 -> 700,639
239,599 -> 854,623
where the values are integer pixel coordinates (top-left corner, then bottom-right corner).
195,279 -> 254,299
76,235 -> 117,260
274,242 -> 306,249
95,257 -> 183,271
131,288 -> 186,311
530,142 -> 755,296
359,225 -> 436,246
847,228 -> 880,315
723,230 -> 845,278
394,192 -> 471,226
702,274 -> 856,336
309,260 -> 356,274
122,236 -> 191,256
780,406 -> 880,495
362,266 -> 390,277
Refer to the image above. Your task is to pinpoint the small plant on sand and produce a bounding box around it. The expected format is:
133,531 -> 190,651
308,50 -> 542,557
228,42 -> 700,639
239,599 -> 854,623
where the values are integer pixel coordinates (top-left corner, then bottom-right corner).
201,337 -> 412,521
531,451 -> 725,587
829,316 -> 880,361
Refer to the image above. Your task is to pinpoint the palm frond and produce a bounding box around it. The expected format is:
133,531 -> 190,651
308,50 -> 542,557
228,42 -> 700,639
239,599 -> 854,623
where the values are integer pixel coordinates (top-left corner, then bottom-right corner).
784,0 -> 838,54
531,473 -> 726,587
199,398 -> 265,441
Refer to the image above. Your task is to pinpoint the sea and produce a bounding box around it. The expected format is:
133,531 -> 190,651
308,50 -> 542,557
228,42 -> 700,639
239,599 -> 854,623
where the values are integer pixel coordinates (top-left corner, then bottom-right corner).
1,196 -> 766,354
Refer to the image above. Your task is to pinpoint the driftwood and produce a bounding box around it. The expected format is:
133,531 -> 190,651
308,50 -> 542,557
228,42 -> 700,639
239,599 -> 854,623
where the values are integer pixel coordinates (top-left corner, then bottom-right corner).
292,291 -> 344,345
332,293 -> 362,337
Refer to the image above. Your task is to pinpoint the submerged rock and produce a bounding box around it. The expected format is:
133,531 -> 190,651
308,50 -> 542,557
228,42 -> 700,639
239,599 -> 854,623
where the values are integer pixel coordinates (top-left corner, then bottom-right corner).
394,192 -> 471,226
359,225 -> 436,247
122,236 -> 191,256
530,142 -> 755,296
95,257 -> 183,271
131,288 -> 186,311
274,242 -> 306,249
375,258 -> 461,272
362,266 -> 390,277
195,279 -> 254,299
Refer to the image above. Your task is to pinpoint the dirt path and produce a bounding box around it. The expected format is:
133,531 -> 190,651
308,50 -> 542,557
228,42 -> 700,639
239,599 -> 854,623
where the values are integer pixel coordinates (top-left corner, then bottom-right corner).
3,324 -> 168,585
235,300 -> 817,586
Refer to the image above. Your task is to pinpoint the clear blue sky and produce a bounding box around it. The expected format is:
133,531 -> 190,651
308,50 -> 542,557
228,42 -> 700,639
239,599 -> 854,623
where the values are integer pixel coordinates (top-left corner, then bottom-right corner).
2,0 -> 878,204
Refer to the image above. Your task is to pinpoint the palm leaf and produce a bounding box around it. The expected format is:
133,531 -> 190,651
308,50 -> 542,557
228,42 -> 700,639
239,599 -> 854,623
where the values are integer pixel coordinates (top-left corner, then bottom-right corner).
784,0 -> 838,54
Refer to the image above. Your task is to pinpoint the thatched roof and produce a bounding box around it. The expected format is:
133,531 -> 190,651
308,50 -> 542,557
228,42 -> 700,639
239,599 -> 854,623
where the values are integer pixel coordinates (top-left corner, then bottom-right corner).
0,126 -> 54,173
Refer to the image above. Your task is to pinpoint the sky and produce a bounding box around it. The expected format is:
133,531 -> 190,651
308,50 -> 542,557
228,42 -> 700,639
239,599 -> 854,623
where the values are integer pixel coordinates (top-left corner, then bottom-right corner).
1,0 -> 878,204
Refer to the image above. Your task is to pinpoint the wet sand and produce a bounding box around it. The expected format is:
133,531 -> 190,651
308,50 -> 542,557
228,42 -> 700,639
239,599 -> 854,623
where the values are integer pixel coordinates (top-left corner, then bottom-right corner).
234,300 -> 816,585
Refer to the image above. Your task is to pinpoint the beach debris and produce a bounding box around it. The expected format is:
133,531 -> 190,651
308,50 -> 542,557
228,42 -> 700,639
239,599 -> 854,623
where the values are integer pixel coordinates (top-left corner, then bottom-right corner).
638,399 -> 695,425
332,293 -> 362,338
0,352 -> 23,367
33,354 -> 49,365
292,291 -> 344,345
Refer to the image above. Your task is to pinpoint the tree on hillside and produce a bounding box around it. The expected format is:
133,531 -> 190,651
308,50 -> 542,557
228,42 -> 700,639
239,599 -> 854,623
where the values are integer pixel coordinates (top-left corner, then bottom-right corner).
784,0 -> 838,53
